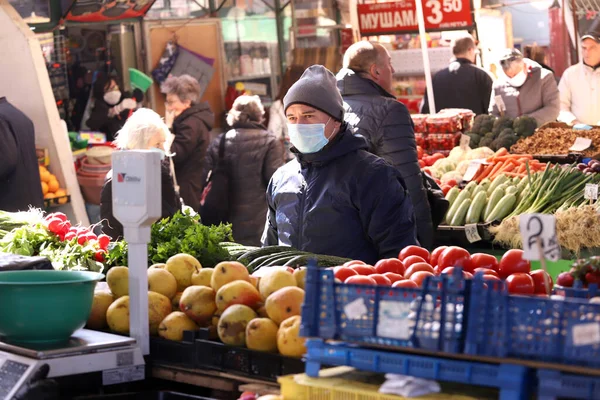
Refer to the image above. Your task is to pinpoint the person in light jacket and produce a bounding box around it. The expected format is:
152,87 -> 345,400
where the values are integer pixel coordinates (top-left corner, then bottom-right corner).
202,96 -> 284,246
490,49 -> 560,126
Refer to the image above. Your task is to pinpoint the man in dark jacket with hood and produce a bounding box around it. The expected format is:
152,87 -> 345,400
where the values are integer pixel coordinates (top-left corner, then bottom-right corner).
262,65 -> 418,264
337,42 -> 434,249
422,34 -> 493,115
0,97 -> 44,212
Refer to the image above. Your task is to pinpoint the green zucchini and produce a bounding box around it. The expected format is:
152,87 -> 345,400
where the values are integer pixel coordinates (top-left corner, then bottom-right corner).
237,246 -> 296,265
248,251 -> 303,270
445,189 -> 471,224
283,254 -> 350,268
483,187 -> 506,222
505,186 -> 518,195
463,181 -> 478,195
511,176 -> 521,185
445,187 -> 460,208
485,193 -> 517,223
466,192 -> 487,224
516,177 -> 529,193
479,178 -> 491,188
256,251 -> 306,268
472,184 -> 487,199
450,198 -> 472,226
487,175 -> 509,195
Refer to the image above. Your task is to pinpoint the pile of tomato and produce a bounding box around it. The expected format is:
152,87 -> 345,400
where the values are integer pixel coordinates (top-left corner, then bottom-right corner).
45,212 -> 110,262
333,246 -> 553,296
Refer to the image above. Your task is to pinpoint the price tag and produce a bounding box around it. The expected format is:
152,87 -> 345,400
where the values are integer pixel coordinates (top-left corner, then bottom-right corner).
495,96 -> 506,113
377,301 -> 412,340
572,323 -> 600,346
344,297 -> 367,320
569,137 -> 592,152
462,162 -> 482,182
519,214 -> 560,261
584,183 -> 599,200
102,365 -> 145,385
465,224 -> 482,243
460,134 -> 471,150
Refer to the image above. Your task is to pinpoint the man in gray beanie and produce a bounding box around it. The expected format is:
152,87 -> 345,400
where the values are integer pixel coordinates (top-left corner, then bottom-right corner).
262,65 -> 418,264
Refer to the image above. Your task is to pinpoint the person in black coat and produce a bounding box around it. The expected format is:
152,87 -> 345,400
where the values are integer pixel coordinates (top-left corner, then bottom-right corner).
100,108 -> 181,240
86,74 -> 137,141
161,75 -> 215,211
422,34 -> 493,115
336,41 -> 433,249
262,65 -> 418,264
0,97 -> 44,212
203,95 -> 284,245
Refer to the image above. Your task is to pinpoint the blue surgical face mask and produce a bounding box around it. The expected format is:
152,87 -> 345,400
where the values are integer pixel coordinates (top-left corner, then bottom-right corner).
287,118 -> 331,154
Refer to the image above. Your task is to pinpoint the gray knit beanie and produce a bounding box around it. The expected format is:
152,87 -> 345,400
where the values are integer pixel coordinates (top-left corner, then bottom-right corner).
283,65 -> 344,121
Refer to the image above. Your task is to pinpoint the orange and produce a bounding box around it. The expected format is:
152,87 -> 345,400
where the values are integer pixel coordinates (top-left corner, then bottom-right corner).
40,169 -> 50,183
47,179 -> 59,193
44,193 -> 56,199
41,181 -> 48,195
55,189 -> 68,204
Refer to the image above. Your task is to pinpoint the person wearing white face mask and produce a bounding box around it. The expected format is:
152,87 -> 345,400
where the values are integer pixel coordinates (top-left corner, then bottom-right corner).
489,49 -> 560,126
100,108 -> 182,240
262,65 -> 418,264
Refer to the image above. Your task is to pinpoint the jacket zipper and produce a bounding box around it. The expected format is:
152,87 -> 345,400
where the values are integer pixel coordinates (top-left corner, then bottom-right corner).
297,167 -> 310,249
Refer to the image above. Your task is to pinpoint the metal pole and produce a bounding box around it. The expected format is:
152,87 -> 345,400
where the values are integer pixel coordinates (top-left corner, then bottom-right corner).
415,0 -> 436,114
274,0 -> 286,77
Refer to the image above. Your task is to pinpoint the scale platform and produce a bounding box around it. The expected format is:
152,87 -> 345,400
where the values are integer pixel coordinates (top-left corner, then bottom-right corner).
0,329 -> 145,400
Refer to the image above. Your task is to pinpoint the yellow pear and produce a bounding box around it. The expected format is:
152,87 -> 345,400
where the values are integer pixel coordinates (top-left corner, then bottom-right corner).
148,268 -> 178,299
191,268 -> 213,286
211,261 -> 250,291
216,280 -> 262,312
106,296 -> 130,334
277,316 -> 306,357
265,287 -> 305,325
106,266 -> 129,298
171,292 -> 183,311
148,291 -> 173,335
166,254 -> 202,291
259,269 -> 296,299
158,311 -> 198,341
179,286 -> 217,324
246,318 -> 278,352
256,305 -> 269,318
86,291 -> 114,330
293,267 -> 307,290
149,263 -> 166,270
217,304 -> 257,346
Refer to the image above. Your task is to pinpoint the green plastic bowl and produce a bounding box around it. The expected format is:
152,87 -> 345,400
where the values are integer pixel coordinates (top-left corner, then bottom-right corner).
129,68 -> 154,93
0,270 -> 104,345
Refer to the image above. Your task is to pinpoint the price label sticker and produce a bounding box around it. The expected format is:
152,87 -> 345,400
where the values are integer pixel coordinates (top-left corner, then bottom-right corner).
460,134 -> 471,150
495,96 -> 506,113
377,301 -> 412,340
344,297 -> 368,320
572,323 -> 600,346
102,365 -> 145,386
519,214 -> 560,261
465,224 -> 482,243
584,183 -> 599,200
569,137 -> 592,152
462,162 -> 482,182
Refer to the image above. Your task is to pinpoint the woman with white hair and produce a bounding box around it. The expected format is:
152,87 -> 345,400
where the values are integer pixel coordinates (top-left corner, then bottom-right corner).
161,75 -> 214,211
489,48 -> 560,126
100,108 -> 182,239
201,95 -> 283,245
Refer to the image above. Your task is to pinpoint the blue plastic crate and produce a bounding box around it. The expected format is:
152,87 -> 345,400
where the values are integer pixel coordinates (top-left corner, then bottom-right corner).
466,276 -> 600,367
538,369 -> 600,400
554,282 -> 599,299
304,339 -> 534,400
301,263 -> 470,353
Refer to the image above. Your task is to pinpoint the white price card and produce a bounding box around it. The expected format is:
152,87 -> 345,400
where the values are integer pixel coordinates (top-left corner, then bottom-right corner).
344,297 -> 368,320
495,96 -> 506,113
460,134 -> 471,150
572,323 -> 600,346
102,365 -> 145,385
584,183 -> 599,200
569,137 -> 592,152
519,214 -> 560,261
377,301 -> 412,340
462,162 -> 480,182
465,224 -> 482,243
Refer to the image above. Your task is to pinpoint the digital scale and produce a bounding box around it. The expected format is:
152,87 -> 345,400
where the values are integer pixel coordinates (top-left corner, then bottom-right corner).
0,151 -> 162,400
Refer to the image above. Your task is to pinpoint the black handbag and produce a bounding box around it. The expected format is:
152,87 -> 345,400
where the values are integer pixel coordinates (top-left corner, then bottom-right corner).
423,172 -> 449,230
199,134 -> 230,225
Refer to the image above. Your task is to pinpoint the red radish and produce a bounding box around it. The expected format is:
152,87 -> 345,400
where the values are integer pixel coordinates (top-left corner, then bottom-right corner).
97,234 -> 110,250
64,232 -> 77,241
77,236 -> 87,245
94,251 -> 105,262
46,218 -> 63,235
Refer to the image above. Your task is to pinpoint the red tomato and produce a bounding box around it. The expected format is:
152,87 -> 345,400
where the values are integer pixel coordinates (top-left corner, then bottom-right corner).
418,160 -> 426,168
441,267 -> 472,279
438,247 -> 472,273
345,275 -> 377,285
403,256 -> 427,270
471,253 -> 499,272
399,246 -> 430,263
369,274 -> 392,286
392,279 -> 418,288
383,272 -> 404,283
97,234 -> 110,250
483,275 -> 501,281
430,246 -> 447,267
506,273 -> 535,295
474,268 -> 500,278
498,249 -> 531,279
410,271 -> 435,287
374,258 -> 405,275
556,272 -> 575,287
351,265 -> 377,276
530,270 -> 554,294
433,265 -> 442,275
343,260 -> 365,268
334,266 -> 358,282
404,263 -> 435,279
441,185 -> 451,196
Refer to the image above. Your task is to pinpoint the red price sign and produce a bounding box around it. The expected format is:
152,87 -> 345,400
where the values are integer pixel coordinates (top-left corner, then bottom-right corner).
357,0 -> 474,36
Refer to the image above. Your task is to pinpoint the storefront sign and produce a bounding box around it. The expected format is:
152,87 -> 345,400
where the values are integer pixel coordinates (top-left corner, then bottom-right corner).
64,0 -> 157,23
357,0 -> 474,36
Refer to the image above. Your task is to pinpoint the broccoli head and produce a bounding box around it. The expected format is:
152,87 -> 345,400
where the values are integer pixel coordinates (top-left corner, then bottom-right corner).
498,128 -> 516,139
466,133 -> 481,147
492,116 -> 514,135
472,115 -> 496,135
484,131 -> 496,140
513,116 -> 538,137
479,137 -> 495,149
492,135 -> 518,151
